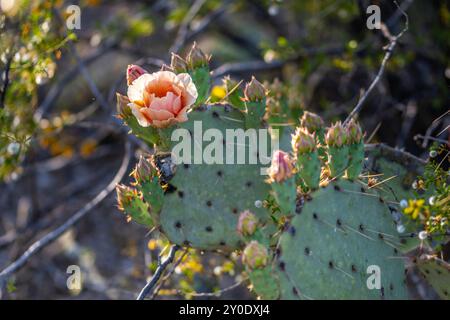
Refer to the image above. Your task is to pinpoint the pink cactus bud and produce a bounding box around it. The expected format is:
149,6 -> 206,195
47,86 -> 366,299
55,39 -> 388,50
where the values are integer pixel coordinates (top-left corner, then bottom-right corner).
237,210 -> 258,236
325,122 -> 347,147
268,150 -> 294,183
300,111 -> 324,133
242,241 -> 268,270
170,53 -> 187,73
244,76 -> 266,102
292,127 -> 316,154
345,119 -> 363,144
127,64 -> 148,85
134,155 -> 155,183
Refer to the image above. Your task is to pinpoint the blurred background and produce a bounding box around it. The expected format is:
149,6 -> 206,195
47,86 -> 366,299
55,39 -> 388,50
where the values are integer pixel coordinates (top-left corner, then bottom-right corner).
0,0 -> 448,299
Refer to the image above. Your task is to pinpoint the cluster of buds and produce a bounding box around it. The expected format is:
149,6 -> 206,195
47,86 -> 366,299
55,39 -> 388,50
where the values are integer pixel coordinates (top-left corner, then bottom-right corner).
292,127 -> 316,154
325,122 -> 347,148
170,43 -> 210,72
345,119 -> 363,144
267,150 -> 294,183
242,241 -> 269,270
237,210 -> 258,237
301,111 -> 324,134
244,76 -> 266,102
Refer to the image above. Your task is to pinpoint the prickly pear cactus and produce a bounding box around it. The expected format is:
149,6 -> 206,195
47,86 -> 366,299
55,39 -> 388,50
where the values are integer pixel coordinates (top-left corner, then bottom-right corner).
113,43 -> 439,300
275,179 -> 408,299
158,105 -> 272,250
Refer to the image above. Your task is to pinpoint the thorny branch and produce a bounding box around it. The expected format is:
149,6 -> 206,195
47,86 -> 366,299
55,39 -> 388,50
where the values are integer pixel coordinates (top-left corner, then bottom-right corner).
0,140 -> 131,295
343,1 -> 409,125
137,244 -> 180,300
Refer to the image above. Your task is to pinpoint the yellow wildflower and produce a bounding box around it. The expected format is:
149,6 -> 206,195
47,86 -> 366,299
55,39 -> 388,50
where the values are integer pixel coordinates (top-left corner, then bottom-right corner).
403,199 -> 425,219
210,85 -> 226,101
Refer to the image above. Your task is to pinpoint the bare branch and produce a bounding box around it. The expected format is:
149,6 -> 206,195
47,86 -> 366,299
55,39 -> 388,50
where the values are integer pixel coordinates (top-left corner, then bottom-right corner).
150,248 -> 189,299
169,0 -> 207,54
0,140 -> 131,291
343,1 -> 409,125
136,244 -> 180,300
212,46 -> 345,79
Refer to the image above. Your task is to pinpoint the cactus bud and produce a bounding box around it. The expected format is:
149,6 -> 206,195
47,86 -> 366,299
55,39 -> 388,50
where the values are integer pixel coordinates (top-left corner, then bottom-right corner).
116,184 -> 136,211
242,241 -> 268,270
237,210 -> 258,236
170,53 -> 187,73
300,111 -> 324,133
325,122 -> 347,148
126,64 -> 148,85
292,127 -> 316,154
186,42 -> 209,69
345,119 -> 363,144
244,76 -> 266,102
134,155 -> 155,183
268,150 -> 294,183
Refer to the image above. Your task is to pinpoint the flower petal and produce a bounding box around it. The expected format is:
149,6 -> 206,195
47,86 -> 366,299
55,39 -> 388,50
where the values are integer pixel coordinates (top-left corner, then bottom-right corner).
176,73 -> 198,106
146,108 -> 175,121
129,103 -> 151,127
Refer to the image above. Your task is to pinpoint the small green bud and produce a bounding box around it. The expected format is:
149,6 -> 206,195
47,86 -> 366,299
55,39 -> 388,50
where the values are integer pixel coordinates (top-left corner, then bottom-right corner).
116,184 -> 137,211
186,42 -> 210,69
244,76 -> 266,102
170,53 -> 187,73
242,241 -> 268,270
292,127 -> 316,154
300,111 -> 324,133
237,210 -> 258,236
325,122 -> 347,147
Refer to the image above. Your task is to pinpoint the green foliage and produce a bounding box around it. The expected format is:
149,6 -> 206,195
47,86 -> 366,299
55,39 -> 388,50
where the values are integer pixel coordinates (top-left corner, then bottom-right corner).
0,0 -> 69,180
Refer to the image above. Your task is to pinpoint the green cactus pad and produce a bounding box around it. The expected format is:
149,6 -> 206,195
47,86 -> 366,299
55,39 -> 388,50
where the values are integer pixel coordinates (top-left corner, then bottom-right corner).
275,179 -> 409,299
365,144 -> 428,202
365,144 -> 430,253
159,105 -> 272,250
415,255 -> 450,300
